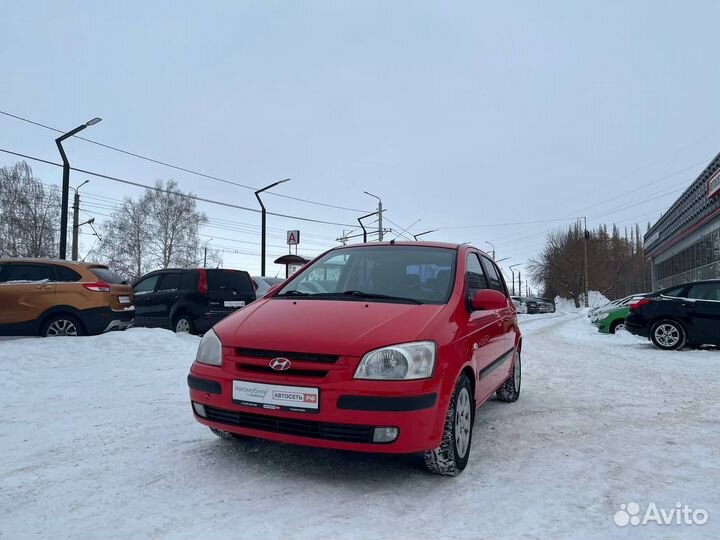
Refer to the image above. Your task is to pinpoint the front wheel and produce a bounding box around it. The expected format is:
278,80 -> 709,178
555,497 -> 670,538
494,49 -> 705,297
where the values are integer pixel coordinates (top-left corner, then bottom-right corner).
496,351 -> 521,402
424,373 -> 474,476
650,320 -> 686,350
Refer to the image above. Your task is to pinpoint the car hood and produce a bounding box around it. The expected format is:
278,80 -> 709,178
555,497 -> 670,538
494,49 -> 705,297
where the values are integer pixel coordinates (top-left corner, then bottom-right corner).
214,297 -> 447,357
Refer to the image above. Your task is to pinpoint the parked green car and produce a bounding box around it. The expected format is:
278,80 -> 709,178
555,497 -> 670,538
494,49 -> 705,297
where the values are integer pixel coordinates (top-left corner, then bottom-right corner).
595,296 -> 644,333
595,305 -> 630,334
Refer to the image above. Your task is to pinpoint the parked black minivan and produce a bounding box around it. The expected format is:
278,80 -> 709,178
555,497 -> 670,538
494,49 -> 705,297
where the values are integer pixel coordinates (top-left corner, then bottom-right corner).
132,268 -> 256,334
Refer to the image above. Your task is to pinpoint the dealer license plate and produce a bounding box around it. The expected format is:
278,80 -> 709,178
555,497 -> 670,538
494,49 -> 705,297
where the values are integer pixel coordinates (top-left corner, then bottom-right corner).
232,380 -> 319,413
118,296 -> 131,304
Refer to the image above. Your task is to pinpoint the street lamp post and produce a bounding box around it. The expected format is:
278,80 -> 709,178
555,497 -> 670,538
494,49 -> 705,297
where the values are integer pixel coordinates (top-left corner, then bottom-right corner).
484,241 -> 496,259
255,179 -> 290,276
56,117 -> 102,259
509,264 -> 521,296
363,191 -> 383,241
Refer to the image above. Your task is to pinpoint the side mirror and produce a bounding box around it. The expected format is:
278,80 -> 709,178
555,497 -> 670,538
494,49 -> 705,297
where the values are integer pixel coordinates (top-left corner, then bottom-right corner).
471,289 -> 508,311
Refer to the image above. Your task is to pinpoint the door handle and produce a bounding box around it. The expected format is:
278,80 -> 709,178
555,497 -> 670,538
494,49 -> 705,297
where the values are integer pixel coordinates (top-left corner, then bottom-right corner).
35,285 -> 52,290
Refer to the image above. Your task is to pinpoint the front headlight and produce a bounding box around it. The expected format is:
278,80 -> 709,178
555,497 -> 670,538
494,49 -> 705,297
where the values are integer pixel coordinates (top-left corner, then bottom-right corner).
195,329 -> 222,366
598,313 -> 609,321
354,341 -> 436,380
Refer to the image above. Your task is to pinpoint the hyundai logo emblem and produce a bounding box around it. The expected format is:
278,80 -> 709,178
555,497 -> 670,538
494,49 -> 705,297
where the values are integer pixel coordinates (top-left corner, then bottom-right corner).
269,358 -> 291,371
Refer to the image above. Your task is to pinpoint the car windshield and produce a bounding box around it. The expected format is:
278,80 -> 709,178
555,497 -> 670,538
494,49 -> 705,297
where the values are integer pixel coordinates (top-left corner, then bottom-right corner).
276,245 -> 456,304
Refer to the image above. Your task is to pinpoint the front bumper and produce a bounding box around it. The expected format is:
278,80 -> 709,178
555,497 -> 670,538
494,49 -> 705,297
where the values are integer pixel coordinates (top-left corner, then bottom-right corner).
187,364 -> 446,454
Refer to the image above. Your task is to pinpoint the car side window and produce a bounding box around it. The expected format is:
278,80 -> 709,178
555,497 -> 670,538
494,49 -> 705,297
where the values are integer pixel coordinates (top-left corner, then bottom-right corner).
661,286 -> 686,298
465,253 -> 488,304
181,271 -> 197,291
686,283 -> 720,301
54,266 -> 82,282
0,264 -> 56,282
133,275 -> 159,295
480,256 -> 506,295
157,273 -> 182,292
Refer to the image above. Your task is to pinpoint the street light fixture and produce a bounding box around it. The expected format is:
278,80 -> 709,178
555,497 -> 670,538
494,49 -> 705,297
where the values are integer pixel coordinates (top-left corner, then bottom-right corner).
255,178 -> 290,275
363,191 -> 383,241
484,241 -> 495,259
56,117 -> 102,259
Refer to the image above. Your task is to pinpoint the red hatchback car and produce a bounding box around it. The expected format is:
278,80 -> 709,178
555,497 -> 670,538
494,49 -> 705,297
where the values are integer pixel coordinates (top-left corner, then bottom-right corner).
188,242 -> 521,475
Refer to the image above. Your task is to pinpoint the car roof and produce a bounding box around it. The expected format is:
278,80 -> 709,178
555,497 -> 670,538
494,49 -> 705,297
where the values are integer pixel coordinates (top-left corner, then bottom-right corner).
0,257 -> 106,268
329,241 -> 491,257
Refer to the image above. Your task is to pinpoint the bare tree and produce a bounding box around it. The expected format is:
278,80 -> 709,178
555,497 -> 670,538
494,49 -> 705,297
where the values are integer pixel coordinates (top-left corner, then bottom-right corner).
0,161 -> 60,258
97,197 -> 151,280
144,180 -> 207,269
96,179 -> 207,281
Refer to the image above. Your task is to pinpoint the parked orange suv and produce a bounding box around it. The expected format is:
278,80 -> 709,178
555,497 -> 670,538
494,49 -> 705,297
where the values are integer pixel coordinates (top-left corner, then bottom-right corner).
0,259 -> 134,337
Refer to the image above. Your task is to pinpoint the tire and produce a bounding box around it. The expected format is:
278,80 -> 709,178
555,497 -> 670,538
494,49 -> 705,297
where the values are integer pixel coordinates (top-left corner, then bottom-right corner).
610,319 -> 625,334
209,427 -> 245,440
650,319 -> 686,351
174,315 -> 194,334
424,373 -> 474,476
497,351 -> 521,402
42,314 -> 83,337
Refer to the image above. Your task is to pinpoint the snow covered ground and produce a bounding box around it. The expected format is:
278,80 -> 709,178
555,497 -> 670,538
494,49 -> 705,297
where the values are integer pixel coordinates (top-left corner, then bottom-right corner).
1,310 -> 719,539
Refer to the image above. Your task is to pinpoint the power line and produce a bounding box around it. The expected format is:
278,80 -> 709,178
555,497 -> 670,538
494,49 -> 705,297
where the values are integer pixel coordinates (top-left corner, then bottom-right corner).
0,147 -> 357,227
0,109 -> 371,213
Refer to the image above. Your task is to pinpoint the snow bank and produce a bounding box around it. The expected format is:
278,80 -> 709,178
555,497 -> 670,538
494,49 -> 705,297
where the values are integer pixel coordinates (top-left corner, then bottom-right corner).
2,320 -> 719,540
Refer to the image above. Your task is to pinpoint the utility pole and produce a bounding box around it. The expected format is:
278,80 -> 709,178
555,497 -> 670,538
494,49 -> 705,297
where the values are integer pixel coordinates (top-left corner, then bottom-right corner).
364,191 -> 383,241
71,180 -> 90,261
255,179 -> 290,276
56,117 -> 102,259
582,216 -> 589,307
509,264 -> 521,296
518,271 -> 522,298
202,238 -> 213,267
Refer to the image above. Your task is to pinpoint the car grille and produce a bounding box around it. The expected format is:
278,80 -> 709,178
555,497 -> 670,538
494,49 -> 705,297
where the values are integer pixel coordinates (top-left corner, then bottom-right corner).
204,405 -> 374,443
236,348 -> 339,364
235,362 -> 328,379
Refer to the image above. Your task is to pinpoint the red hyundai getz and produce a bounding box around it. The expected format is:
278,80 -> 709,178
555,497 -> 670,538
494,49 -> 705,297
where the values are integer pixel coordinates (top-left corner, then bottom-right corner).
188,242 -> 521,475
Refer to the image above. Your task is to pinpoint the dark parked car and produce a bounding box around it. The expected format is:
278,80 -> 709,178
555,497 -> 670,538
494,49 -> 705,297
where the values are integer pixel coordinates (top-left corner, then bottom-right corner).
625,280 -> 720,350
133,268 -> 256,334
539,298 -> 556,313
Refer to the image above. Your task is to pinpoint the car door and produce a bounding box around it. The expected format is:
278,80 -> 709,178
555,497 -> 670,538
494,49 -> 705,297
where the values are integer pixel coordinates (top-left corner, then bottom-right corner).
0,263 -> 57,331
683,282 -> 720,345
464,252 -> 506,400
480,255 -> 517,355
152,272 -> 182,329
132,274 -> 161,327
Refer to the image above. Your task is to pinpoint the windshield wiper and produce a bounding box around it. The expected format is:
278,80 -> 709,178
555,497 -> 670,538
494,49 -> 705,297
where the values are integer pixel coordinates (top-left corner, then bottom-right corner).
340,290 -> 423,304
276,290 -> 312,297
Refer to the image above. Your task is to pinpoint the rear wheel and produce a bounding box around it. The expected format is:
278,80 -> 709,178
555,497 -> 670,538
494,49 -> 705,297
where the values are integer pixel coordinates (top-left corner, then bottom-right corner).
424,373 -> 474,476
174,315 -> 194,334
497,351 -> 521,402
42,314 -> 83,337
650,320 -> 686,350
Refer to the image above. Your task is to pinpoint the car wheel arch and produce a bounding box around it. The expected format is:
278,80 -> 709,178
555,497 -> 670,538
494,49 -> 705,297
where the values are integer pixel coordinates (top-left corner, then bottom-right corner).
39,307 -> 87,335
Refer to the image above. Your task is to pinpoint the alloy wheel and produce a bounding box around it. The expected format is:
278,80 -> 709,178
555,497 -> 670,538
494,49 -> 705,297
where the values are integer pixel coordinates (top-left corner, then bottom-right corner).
175,318 -> 191,333
654,323 -> 680,347
46,319 -> 78,337
455,387 -> 472,459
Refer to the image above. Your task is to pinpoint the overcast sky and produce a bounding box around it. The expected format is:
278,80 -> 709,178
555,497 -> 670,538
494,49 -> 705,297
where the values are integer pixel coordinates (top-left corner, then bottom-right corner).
2,1 -> 720,285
